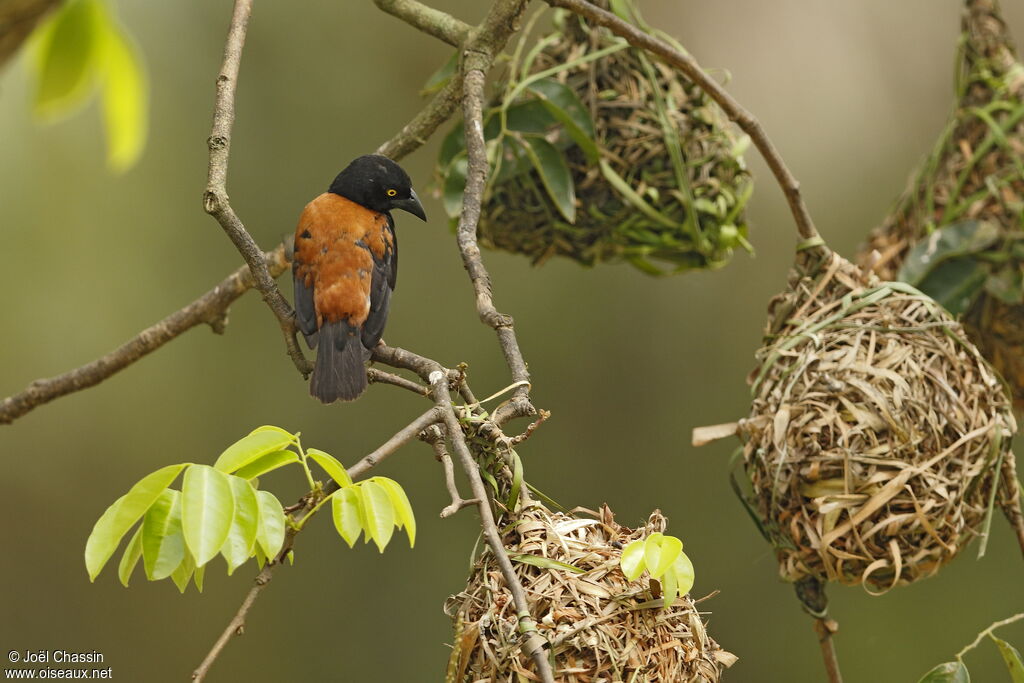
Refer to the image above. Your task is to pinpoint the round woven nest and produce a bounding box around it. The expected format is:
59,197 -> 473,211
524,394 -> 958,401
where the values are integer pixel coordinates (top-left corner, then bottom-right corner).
740,249 -> 1017,594
445,503 -> 735,682
858,0 -> 1024,407
438,1 -> 752,275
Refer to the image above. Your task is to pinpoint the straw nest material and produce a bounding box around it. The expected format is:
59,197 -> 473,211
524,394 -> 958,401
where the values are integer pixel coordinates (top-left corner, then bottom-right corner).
739,249 -> 1017,594
858,0 -> 1024,406
436,0 -> 752,275
444,503 -> 735,682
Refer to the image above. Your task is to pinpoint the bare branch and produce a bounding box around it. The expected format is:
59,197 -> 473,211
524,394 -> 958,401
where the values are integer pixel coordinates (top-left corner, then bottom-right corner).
0,246 -> 288,425
421,425 -> 477,517
428,372 -> 554,683
367,368 -> 428,396
203,0 -> 311,375
373,0 -> 471,47
813,618 -> 843,683
546,0 -> 823,246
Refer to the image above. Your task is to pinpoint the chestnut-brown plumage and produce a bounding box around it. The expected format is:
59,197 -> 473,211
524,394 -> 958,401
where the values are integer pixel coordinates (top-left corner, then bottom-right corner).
293,155 -> 425,403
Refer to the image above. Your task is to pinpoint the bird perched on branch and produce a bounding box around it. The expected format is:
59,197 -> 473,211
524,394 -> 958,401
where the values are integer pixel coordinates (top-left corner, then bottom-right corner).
292,154 -> 426,403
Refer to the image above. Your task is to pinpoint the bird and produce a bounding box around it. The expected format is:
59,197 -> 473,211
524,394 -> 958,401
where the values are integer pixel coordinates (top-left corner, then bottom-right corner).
292,154 -> 426,403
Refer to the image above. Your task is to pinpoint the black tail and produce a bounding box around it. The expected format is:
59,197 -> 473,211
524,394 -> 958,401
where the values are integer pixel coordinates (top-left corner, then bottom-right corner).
309,321 -> 369,403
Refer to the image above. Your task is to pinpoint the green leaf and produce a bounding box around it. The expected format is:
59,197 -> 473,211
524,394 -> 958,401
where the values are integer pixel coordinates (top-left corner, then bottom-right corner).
193,563 -> 205,593
142,489 -> 185,581
97,19 -> 146,171
526,78 -> 598,161
643,533 -> 665,579
85,463 -> 188,581
307,448 -> 352,488
220,476 -> 260,575
332,487 -> 364,548
648,535 -> 682,579
181,465 -> 235,567
373,477 -> 416,547
510,553 -> 585,574
360,480 -> 396,553
992,636 -> 1024,683
170,551 -> 195,594
117,527 -> 143,588
248,425 -> 296,438
213,431 -> 295,475
672,550 -> 696,597
31,0 -> 103,119
421,50 -> 458,95
917,257 -> 988,317
898,220 -> 1000,287
661,560 -> 679,607
504,99 -> 557,134
985,266 -> 1024,305
438,123 -> 465,172
255,490 -> 286,560
620,539 -> 646,582
520,136 -> 576,222
918,661 -> 970,683
232,449 -> 300,480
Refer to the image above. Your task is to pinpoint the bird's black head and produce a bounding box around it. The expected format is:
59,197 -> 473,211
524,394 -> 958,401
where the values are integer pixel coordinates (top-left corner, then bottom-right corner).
328,154 -> 426,221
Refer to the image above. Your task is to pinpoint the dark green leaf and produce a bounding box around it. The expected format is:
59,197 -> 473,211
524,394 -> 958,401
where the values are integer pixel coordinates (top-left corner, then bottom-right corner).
84,463 -> 188,581
526,78 -> 598,161
916,257 -> 988,317
220,476 -> 259,574
331,486 -> 363,548
992,636 -> 1024,683
306,448 -> 352,488
142,489 -> 185,581
442,155 -> 467,219
213,431 -> 295,474
232,449 -> 299,480
420,50 -> 458,95
255,490 -> 286,559
985,267 -> 1024,305
918,661 -> 970,683
504,99 -> 557,134
181,465 -> 235,566
438,123 -> 465,171
520,136 -> 576,223
117,527 -> 143,588
898,220 -> 1000,286
360,480 -> 395,553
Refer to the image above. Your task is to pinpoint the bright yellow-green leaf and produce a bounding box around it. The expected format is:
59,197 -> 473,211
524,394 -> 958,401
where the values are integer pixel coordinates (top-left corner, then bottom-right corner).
31,0 -> 103,119
255,490 -> 286,560
360,481 -> 395,552
84,463 -> 188,581
142,489 -> 185,581
643,533 -> 665,579
220,476 -> 259,574
373,477 -> 416,547
181,465 -> 235,567
170,551 -> 195,594
213,431 -> 295,474
97,19 -> 146,171
232,450 -> 299,481
307,449 -> 352,488
661,560 -> 679,607
249,425 -> 295,439
117,527 -> 143,588
332,487 -> 363,548
649,535 -> 681,579
620,539 -> 646,582
992,636 -> 1024,683
193,563 -> 205,593
672,550 -> 696,597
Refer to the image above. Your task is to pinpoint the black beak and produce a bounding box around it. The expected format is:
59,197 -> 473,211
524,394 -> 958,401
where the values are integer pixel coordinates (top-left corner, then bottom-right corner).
391,188 -> 427,221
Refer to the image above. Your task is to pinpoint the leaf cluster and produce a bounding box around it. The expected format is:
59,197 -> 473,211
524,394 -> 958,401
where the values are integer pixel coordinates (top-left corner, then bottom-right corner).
618,532 -> 695,608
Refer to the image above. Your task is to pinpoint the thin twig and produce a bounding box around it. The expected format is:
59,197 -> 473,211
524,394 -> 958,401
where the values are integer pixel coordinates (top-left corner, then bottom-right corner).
956,612 -> 1024,659
372,0 -> 471,46
0,246 -> 288,425
813,618 -> 843,683
795,578 -> 843,683
998,455 -> 1024,559
367,368 -> 429,396
421,424 -> 477,517
427,371 -> 554,683
546,0 -> 823,246
203,0 -> 311,376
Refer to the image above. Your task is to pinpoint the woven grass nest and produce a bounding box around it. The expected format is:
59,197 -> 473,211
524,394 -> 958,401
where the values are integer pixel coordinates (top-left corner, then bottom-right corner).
436,0 -> 752,275
723,249 -> 1018,594
857,0 -> 1024,407
444,503 -> 736,682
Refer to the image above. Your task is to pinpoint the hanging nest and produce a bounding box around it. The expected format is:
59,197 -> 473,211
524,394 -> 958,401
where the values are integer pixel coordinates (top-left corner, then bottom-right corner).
700,249 -> 1019,594
435,0 -> 753,275
444,503 -> 736,682
857,0 -> 1024,407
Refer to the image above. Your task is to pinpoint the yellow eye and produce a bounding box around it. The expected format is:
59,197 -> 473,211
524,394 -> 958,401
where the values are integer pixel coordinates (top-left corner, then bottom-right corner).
386,188 -> 397,197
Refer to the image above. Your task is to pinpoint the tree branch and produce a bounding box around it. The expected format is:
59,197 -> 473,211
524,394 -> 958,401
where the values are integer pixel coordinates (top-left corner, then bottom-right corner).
421,424 -> 477,517
427,371 -> 554,683
0,0 -> 60,70
372,0 -> 471,47
203,0 -> 311,376
0,246 -> 288,425
545,0 -> 823,246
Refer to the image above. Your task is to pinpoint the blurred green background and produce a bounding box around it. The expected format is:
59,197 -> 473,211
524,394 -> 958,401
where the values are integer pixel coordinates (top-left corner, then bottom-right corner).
2,1 -> 1023,681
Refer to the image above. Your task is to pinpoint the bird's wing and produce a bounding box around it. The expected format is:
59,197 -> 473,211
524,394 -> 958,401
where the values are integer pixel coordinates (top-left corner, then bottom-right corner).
361,216 -> 397,349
